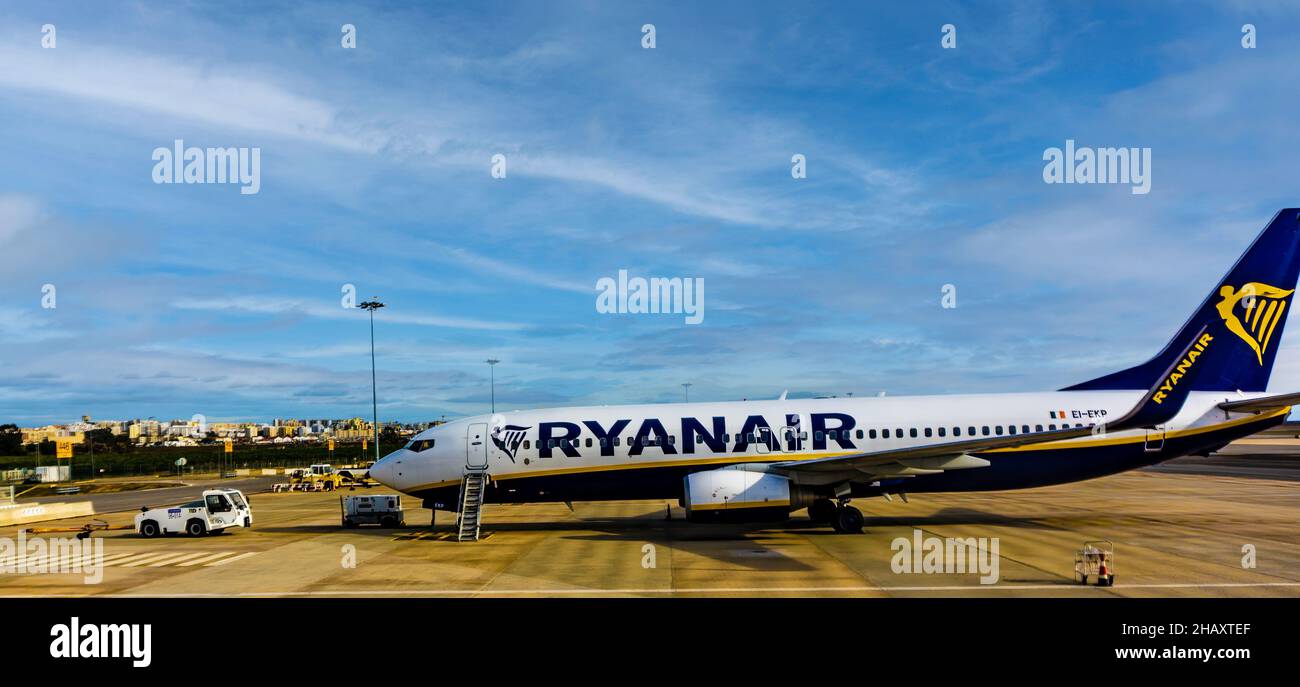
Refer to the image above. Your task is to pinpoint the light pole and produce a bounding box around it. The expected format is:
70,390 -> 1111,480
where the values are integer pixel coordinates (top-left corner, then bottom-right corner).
682,382 -> 692,402
486,359 -> 500,413
359,298 -> 385,464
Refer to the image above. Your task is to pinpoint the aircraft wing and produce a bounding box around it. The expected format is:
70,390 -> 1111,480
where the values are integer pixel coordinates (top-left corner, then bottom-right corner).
1217,391 -> 1300,413
773,325 -> 1210,481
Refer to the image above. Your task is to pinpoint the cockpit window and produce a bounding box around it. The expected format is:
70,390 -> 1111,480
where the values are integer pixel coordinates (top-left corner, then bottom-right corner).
405,438 -> 436,452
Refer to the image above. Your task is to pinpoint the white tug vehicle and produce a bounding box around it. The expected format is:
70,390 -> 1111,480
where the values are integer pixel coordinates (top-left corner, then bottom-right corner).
136,488 -> 253,537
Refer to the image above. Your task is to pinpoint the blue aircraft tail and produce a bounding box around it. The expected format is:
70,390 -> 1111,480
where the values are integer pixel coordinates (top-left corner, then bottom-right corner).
1064,209 -> 1300,392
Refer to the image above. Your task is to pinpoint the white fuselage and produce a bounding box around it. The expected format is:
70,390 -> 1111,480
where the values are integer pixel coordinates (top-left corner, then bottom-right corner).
369,390 -> 1278,503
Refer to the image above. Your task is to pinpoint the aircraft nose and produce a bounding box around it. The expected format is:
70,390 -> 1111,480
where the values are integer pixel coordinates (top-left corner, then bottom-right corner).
369,454 -> 399,487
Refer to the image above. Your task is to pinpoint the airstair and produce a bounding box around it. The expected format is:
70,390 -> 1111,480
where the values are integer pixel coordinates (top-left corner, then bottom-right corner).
456,471 -> 488,541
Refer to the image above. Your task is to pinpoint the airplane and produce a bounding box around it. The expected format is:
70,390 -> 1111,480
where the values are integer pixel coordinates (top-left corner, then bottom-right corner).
369,209 -> 1300,534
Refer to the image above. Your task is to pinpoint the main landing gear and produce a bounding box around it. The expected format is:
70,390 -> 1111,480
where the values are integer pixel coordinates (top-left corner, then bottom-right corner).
810,498 -> 864,534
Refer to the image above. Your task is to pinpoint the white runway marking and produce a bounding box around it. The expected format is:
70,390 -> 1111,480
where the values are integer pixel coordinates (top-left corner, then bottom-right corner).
176,551 -> 241,566
0,549 -> 259,570
200,551 -> 258,567
145,552 -> 214,567
120,552 -> 191,567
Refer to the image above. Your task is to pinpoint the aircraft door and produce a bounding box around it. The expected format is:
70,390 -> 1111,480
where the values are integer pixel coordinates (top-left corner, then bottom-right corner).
755,426 -> 774,454
467,422 -> 489,469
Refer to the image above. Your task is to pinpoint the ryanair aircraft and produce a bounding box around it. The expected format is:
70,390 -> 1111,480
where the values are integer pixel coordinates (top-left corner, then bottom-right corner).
370,210 -> 1300,534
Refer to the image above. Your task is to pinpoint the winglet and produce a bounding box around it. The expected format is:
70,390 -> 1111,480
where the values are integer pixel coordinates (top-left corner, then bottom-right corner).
1106,324 -> 1212,431
778,389 -> 788,401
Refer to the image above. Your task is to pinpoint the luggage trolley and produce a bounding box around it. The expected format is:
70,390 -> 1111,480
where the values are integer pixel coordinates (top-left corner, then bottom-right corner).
1074,540 -> 1115,586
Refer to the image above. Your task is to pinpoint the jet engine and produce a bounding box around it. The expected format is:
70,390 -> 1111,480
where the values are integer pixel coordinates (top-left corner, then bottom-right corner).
682,467 -> 816,523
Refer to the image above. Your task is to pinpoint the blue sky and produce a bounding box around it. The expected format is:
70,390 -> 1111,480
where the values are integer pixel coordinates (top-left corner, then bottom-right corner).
2,1 -> 1300,425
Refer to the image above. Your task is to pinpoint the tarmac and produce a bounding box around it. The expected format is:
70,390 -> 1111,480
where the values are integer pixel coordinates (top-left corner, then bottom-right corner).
0,452 -> 1297,597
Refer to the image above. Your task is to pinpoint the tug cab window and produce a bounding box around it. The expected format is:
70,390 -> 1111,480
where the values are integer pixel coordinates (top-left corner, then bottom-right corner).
205,494 -> 232,513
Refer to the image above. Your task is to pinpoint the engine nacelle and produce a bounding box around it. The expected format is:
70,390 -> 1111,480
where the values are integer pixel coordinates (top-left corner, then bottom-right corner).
683,468 -> 815,523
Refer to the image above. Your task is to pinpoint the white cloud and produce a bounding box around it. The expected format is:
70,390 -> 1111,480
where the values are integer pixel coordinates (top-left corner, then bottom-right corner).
170,296 -> 526,331
0,194 -> 44,247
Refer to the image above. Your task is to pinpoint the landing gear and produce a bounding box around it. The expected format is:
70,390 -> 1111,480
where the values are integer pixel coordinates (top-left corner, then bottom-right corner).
835,505 -> 864,534
808,499 -> 837,524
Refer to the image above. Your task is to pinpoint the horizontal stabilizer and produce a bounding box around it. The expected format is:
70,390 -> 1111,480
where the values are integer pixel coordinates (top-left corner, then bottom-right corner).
1218,391 -> 1300,413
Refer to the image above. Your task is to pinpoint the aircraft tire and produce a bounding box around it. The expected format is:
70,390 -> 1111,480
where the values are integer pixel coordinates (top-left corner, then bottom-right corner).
808,499 -> 837,524
837,506 -> 864,534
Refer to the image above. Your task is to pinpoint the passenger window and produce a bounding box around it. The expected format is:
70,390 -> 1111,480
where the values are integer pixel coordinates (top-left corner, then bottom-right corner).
585,438 -> 592,447
869,429 -> 877,439
894,428 -> 903,438
600,437 -> 608,447
1035,425 -> 1043,433
523,440 -> 530,449
613,437 -> 621,446
924,428 -> 933,438
953,427 -> 961,437
982,426 -> 990,436
815,431 -> 824,441
856,429 -> 864,439
1008,425 -> 1017,435
938,427 -> 946,437
968,426 -> 977,436
1022,425 -> 1030,434
909,428 -> 918,438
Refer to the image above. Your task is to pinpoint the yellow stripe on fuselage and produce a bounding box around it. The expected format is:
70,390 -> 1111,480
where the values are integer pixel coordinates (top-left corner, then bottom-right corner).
401,407 -> 1289,493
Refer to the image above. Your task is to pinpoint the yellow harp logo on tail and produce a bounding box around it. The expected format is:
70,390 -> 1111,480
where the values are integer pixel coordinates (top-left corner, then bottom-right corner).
1215,283 -> 1294,365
